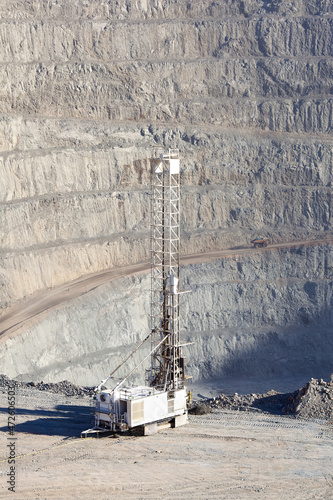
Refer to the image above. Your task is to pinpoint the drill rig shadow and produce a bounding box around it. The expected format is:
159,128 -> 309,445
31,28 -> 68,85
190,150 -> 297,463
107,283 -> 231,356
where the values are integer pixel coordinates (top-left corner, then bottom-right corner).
82,149 -> 192,437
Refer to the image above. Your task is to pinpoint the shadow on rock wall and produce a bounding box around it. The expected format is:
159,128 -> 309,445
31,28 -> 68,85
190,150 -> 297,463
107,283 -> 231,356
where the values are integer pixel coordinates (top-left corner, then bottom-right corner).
189,305 -> 333,383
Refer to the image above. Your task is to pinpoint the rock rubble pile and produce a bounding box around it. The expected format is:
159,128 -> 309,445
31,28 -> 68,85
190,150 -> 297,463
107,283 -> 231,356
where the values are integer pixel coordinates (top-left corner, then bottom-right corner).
287,378 -> 333,420
197,378 -> 333,420
0,374 -> 94,397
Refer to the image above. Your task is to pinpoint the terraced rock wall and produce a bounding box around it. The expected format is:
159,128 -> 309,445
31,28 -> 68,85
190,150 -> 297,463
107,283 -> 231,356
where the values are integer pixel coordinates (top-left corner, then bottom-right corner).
1,0 -> 332,314
0,0 -> 332,384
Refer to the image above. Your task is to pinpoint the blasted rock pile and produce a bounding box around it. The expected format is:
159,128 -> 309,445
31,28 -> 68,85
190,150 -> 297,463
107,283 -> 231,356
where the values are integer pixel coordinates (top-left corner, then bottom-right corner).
287,378 -> 333,420
0,374 -> 94,397
200,378 -> 333,420
202,389 -> 297,415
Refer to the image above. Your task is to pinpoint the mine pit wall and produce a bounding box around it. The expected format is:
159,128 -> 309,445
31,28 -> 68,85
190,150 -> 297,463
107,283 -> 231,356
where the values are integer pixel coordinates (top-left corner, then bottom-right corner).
0,0 -> 332,384
0,129 -> 332,315
1,0 -> 333,316
1,244 -> 331,386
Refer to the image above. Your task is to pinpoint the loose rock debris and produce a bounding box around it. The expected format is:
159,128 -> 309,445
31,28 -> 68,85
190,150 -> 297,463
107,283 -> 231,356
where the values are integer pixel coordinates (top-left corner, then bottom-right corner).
0,374 -> 94,397
288,378 -> 333,420
194,378 -> 333,420
1,374 -> 332,420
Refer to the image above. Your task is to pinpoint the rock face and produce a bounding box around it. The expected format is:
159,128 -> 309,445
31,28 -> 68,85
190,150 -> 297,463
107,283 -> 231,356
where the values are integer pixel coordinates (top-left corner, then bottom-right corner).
0,0 -> 332,384
1,244 -> 331,385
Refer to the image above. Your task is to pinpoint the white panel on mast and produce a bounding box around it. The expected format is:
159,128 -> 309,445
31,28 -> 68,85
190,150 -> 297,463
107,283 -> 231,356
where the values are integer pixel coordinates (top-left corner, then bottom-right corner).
170,158 -> 180,174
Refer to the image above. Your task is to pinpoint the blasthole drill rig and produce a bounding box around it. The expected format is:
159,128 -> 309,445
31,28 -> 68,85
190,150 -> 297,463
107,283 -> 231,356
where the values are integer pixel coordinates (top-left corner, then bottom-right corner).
85,149 -> 190,435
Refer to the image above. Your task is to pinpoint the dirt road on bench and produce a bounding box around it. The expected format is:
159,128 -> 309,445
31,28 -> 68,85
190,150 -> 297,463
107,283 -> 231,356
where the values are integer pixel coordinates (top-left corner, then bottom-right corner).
1,238 -> 332,342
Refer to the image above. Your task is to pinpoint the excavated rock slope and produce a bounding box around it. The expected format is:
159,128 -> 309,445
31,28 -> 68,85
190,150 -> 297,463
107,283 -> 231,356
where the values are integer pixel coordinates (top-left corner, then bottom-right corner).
1,244 -> 331,385
0,0 -> 332,312
0,0 -> 332,385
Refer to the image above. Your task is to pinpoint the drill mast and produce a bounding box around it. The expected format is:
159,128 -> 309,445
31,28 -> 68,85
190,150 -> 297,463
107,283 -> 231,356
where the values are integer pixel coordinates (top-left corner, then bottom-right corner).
148,149 -> 185,391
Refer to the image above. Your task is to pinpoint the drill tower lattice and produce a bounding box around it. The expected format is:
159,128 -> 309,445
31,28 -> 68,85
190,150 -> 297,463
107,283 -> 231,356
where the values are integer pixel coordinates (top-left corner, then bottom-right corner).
148,149 -> 185,391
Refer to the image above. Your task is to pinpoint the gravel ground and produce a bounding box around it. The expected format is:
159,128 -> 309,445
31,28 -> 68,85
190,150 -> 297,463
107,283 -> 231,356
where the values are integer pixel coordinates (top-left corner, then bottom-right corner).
0,381 -> 332,500
1,375 -> 333,498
